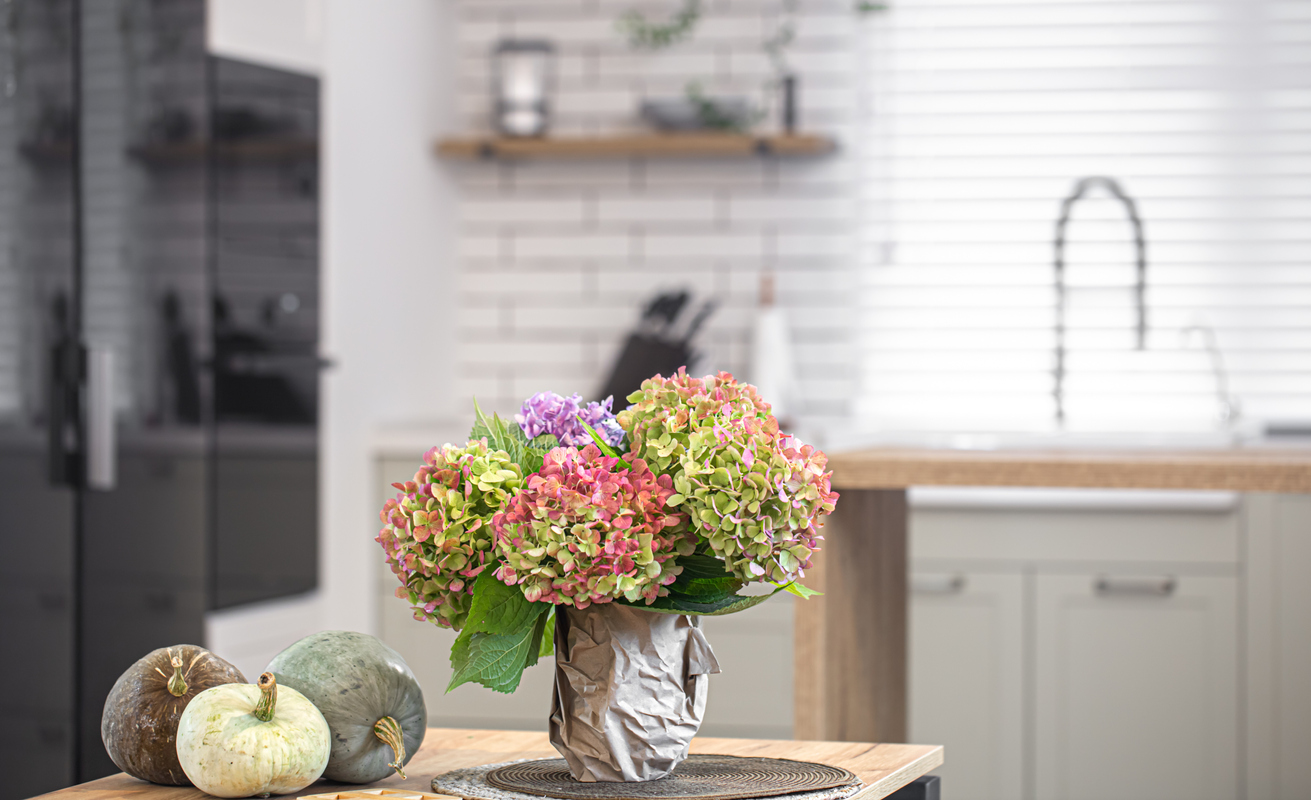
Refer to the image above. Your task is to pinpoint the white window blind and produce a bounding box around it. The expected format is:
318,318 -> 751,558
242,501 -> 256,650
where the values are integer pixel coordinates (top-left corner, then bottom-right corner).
855,0 -> 1311,433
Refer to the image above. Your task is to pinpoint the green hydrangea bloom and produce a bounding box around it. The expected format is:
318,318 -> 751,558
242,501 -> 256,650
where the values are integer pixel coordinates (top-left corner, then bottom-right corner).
376,439 -> 523,630
618,370 -> 838,583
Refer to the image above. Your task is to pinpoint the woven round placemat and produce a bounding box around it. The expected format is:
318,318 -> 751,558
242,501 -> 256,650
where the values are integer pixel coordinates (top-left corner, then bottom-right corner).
479,756 -> 860,800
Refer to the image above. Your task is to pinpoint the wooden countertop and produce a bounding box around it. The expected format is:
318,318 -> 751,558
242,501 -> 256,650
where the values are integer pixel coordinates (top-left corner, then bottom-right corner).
827,446 -> 1311,493
37,729 -> 943,800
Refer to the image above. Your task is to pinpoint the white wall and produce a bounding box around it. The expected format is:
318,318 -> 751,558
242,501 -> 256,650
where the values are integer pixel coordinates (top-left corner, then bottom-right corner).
208,0 -> 324,76
205,0 -> 462,659
320,0 -> 461,636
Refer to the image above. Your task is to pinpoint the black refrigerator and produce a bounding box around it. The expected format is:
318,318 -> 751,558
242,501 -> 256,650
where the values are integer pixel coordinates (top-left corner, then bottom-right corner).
0,1 -> 320,795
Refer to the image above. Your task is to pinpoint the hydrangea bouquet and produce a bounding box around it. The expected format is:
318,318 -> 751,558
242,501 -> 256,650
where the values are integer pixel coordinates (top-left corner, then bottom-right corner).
378,370 -> 838,695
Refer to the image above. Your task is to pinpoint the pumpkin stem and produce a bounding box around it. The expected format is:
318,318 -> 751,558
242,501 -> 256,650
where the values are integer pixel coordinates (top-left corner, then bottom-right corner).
373,716 -> 408,779
166,655 -> 188,697
253,673 -> 277,722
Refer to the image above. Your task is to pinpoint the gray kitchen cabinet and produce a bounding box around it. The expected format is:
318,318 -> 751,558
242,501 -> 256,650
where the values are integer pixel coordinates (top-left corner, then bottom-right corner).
1033,573 -> 1238,800
909,571 -> 1025,800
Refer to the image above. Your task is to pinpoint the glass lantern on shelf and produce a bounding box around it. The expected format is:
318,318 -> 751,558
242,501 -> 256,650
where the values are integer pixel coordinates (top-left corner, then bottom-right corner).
492,39 -> 555,138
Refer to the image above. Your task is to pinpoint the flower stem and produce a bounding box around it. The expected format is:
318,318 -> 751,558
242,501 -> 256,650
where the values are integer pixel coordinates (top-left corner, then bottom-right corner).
373,716 -> 407,779
165,655 -> 187,697
253,673 -> 277,722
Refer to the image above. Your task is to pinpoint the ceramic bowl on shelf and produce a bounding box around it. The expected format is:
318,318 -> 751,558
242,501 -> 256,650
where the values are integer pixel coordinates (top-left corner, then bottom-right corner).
640,97 -> 753,132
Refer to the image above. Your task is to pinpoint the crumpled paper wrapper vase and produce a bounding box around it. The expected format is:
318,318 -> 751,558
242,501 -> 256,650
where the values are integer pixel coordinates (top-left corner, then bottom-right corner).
549,604 -> 722,782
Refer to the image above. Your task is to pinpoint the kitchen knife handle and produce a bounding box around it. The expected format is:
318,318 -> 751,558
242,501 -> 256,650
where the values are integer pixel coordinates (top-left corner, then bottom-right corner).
85,345 -> 116,491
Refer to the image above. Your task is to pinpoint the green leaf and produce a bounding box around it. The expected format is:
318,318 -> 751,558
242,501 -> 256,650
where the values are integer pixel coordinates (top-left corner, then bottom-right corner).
674,553 -> 736,581
658,552 -> 742,604
518,432 -> 558,475
469,399 -> 502,448
463,570 -> 542,636
778,581 -> 823,600
471,399 -> 539,476
619,567 -> 803,616
446,625 -> 542,694
528,433 -> 559,452
527,606 -> 554,666
617,0 -> 701,50
448,567 -> 553,694
635,590 -> 779,616
667,578 -> 742,601
578,419 -> 621,458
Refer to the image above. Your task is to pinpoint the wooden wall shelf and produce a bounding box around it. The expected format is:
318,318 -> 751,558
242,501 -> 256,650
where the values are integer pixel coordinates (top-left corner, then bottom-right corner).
435,133 -> 837,161
127,138 -> 318,165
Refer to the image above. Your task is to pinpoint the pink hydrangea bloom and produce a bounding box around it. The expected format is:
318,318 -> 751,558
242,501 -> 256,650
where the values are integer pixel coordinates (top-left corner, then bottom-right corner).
492,444 -> 694,608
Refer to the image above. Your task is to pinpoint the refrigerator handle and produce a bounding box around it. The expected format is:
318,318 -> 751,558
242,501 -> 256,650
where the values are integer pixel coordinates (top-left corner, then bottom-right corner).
47,339 -> 78,486
85,345 -> 116,491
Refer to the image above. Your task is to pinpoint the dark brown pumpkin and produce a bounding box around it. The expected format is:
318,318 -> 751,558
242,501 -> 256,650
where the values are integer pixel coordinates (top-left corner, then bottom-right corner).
101,644 -> 246,785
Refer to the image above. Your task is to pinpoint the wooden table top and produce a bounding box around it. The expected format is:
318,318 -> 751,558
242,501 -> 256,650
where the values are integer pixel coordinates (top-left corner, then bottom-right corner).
827,445 -> 1311,493
35,729 -> 943,800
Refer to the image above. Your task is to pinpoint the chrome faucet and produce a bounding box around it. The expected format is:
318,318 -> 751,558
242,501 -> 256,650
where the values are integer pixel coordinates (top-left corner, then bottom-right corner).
1181,325 -> 1241,427
1053,176 -> 1147,426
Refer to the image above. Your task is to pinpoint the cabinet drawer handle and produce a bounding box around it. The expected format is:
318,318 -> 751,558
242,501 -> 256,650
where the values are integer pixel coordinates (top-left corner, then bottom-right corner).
912,574 -> 967,595
1094,576 -> 1176,597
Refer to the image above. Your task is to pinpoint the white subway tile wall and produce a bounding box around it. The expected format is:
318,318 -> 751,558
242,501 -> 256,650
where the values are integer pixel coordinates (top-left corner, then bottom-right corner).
451,0 -> 860,423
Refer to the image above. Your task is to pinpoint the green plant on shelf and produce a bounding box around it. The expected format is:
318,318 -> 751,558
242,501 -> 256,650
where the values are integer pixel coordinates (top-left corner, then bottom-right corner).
617,0 -> 701,51
619,0 -> 888,134
685,82 -> 763,133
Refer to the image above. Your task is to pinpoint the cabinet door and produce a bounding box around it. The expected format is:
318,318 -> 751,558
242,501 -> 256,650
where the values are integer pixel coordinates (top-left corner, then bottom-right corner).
909,571 -> 1024,800
1034,574 -> 1238,800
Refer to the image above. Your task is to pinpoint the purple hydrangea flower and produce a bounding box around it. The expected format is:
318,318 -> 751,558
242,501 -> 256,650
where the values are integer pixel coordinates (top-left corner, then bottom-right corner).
515,391 -> 626,449
579,396 -> 626,448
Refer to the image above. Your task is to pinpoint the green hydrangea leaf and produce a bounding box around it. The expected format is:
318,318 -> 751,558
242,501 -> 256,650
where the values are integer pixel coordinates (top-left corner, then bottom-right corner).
529,433 -> 559,451
667,578 -> 741,601
674,552 -> 737,581
472,399 -> 541,476
527,606 -> 554,666
463,569 -> 543,636
779,581 -> 822,600
446,625 -> 542,694
635,589 -> 778,616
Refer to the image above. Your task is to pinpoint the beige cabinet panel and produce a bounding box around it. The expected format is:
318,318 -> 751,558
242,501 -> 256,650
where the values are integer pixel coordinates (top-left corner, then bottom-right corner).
909,571 -> 1024,800
699,596 -> 794,740
1248,493 -> 1311,800
912,504 -> 1240,566
1034,574 -> 1238,800
1273,495 -> 1311,799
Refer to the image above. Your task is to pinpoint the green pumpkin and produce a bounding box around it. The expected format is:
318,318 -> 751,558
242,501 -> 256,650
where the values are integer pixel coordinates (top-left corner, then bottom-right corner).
266,631 -> 427,783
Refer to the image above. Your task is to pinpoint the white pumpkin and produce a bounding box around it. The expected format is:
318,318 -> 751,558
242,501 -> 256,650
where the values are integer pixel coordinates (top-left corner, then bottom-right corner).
176,672 -> 331,798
